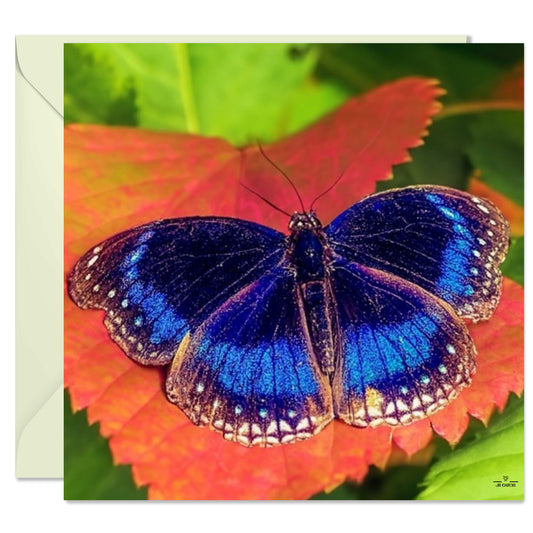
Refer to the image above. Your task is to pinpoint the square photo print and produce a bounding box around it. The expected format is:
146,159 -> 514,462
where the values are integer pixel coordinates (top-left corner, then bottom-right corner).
64,42 -> 524,500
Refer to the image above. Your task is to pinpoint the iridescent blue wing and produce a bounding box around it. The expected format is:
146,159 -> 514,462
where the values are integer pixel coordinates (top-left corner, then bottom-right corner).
325,185 -> 510,321
330,259 -> 476,428
67,217 -> 285,365
165,267 -> 333,447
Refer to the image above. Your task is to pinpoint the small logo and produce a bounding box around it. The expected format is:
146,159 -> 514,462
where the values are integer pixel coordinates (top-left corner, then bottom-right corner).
493,475 -> 518,488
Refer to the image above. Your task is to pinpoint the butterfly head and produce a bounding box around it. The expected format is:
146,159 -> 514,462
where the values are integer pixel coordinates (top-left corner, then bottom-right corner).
288,211 -> 322,233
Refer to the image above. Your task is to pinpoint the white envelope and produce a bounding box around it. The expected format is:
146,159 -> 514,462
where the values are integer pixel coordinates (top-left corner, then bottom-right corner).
16,36 -> 64,478
15,35 -> 468,479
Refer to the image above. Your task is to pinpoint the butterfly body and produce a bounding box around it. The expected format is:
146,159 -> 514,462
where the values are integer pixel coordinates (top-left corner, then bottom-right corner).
68,185 -> 510,447
286,212 -> 339,376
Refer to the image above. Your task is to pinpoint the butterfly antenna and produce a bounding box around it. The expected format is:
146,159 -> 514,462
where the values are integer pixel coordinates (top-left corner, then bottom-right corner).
309,109 -> 393,211
257,143 -> 306,213
240,182 -> 292,218
310,165 -> 349,212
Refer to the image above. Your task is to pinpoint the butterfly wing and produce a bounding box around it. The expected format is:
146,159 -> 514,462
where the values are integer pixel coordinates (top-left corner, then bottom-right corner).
67,217 -> 285,365
325,185 -> 510,322
330,259 -> 476,428
165,267 -> 333,447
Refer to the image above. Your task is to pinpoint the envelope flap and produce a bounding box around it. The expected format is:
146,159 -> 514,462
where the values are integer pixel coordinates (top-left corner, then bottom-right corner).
16,36 -> 63,116
16,386 -> 63,478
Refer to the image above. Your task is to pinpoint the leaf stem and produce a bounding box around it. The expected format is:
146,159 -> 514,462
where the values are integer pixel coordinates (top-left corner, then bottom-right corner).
436,99 -> 523,120
175,43 -> 200,133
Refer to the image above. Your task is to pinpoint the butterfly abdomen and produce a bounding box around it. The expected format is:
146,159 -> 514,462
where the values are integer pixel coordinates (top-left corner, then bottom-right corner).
298,281 -> 339,376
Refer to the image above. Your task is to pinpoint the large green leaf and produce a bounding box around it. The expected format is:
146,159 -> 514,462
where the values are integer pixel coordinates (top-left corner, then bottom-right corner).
466,111 -> 524,206
72,43 -> 346,145
417,396 -> 524,500
188,43 -> 347,144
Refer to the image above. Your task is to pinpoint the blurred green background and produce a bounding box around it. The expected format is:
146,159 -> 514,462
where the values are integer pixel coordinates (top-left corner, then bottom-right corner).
64,42 -> 524,500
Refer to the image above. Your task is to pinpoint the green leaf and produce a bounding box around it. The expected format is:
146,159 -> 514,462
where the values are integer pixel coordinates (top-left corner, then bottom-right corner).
467,111 -> 524,206
64,391 -> 147,500
76,43 -> 347,145
188,43 -> 347,145
417,396 -> 524,500
315,43 -> 523,101
316,44 -> 524,199
501,237 -> 524,286
311,481 -> 361,500
81,43 -> 190,133
377,115 -> 474,192
64,44 -> 137,126
311,464 -> 429,500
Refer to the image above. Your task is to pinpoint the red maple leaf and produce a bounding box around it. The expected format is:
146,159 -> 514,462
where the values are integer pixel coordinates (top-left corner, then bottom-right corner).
64,77 -> 524,499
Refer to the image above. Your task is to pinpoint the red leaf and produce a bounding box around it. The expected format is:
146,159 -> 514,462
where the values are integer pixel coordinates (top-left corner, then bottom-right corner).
65,127 -> 241,271
428,397 -> 471,445
391,419 -> 434,456
462,278 -> 524,416
391,278 -> 524,450
64,77 -> 523,499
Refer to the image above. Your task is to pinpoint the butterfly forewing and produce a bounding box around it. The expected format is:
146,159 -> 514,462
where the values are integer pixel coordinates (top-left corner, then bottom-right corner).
325,185 -> 510,322
68,217 -> 285,365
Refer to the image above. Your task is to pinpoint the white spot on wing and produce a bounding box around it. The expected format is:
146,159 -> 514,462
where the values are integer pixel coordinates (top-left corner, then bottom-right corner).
237,423 -> 250,435
385,402 -> 395,415
296,418 -> 310,432
279,420 -> 292,433
266,421 -> 278,435
396,399 -> 409,412
421,394 -> 434,405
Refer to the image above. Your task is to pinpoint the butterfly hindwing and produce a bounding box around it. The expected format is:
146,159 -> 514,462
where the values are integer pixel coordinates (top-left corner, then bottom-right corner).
330,259 -> 476,428
68,217 -> 285,365
165,267 -> 333,447
326,185 -> 510,322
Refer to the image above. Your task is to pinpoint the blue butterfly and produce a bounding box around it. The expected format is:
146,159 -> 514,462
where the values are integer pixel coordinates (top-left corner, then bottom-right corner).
68,185 -> 510,447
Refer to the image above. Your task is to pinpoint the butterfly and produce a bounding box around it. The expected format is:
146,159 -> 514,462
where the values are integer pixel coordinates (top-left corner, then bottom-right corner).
68,184 -> 510,447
